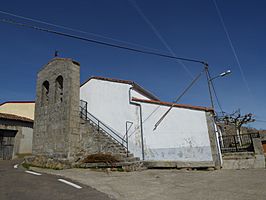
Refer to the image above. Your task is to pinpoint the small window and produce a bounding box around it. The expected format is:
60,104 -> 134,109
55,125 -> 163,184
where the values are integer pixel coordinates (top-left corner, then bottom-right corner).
55,75 -> 63,103
42,80 -> 49,106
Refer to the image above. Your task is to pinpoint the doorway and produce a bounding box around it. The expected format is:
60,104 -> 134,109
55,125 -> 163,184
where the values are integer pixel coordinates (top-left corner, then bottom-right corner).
0,129 -> 17,160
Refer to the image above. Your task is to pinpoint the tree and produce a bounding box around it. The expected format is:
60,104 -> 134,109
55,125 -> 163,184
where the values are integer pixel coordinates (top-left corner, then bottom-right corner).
217,109 -> 255,144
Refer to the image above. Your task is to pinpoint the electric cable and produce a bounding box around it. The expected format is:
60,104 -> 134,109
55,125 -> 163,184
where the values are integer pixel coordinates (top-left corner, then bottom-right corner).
207,69 -> 225,115
0,18 -> 206,65
0,10 -> 159,52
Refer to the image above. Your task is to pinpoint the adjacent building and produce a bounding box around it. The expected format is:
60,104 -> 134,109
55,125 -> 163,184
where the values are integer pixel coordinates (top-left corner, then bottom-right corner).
0,113 -> 33,160
0,101 -> 35,120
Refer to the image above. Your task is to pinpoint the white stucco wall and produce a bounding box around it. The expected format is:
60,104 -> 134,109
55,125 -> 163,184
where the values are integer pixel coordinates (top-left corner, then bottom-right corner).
139,103 -> 212,161
80,79 -> 148,159
80,79 -> 139,133
130,90 -> 150,100
80,79 -> 213,162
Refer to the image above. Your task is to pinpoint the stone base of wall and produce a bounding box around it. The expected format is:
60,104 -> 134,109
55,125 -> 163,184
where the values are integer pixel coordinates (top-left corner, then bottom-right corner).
24,155 -> 72,170
24,155 -> 144,171
143,161 -> 216,169
78,161 -> 146,172
222,152 -> 265,169
25,157 -> 218,171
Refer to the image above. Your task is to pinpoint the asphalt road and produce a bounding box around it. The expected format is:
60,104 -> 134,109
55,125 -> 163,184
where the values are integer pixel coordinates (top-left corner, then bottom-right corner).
0,159 -> 112,200
36,166 -> 266,200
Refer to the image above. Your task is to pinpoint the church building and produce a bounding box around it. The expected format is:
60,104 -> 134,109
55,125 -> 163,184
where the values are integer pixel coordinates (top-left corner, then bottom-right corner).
30,58 -> 220,168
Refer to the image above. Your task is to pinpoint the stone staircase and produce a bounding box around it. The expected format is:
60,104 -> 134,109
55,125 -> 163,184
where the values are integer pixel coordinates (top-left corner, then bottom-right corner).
78,100 -> 142,170
92,127 -> 140,163
78,106 -> 141,170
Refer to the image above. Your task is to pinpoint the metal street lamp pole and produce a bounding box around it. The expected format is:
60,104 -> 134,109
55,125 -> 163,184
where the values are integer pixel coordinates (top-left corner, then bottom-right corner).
210,70 -> 231,82
154,63 -> 231,130
204,65 -> 231,169
204,64 -> 231,110
204,64 -> 215,110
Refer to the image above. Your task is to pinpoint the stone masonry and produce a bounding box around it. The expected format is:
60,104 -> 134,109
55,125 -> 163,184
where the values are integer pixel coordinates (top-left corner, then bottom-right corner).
205,112 -> 222,169
33,58 -> 80,159
31,58 -> 138,168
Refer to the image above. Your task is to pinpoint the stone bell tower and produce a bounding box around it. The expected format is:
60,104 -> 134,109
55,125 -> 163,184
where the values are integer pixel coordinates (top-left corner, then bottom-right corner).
32,58 -> 80,159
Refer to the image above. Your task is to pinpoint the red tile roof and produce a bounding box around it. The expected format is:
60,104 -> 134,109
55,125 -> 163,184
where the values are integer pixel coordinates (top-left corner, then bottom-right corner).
132,97 -> 214,112
81,76 -> 159,101
0,113 -> 33,123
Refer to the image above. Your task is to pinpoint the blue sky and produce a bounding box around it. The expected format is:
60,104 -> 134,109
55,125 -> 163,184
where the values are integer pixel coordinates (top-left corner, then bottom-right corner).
0,0 -> 265,129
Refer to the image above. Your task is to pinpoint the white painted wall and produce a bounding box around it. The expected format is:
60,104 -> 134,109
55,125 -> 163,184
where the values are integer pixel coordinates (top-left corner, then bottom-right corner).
139,103 -> 212,161
80,79 -> 213,161
130,90 -> 150,100
80,79 -> 139,133
80,79 -> 147,159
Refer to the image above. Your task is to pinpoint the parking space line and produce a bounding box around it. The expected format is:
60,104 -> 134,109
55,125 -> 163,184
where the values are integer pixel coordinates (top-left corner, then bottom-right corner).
25,170 -> 42,176
58,179 -> 82,189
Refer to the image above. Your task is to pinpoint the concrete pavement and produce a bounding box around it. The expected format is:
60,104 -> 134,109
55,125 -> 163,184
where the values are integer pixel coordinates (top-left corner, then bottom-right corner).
0,160 -> 112,200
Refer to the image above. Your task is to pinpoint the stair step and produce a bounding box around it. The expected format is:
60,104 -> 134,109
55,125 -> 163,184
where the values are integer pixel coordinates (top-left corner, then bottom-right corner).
78,161 -> 144,171
115,153 -> 134,158
122,157 -> 140,162
82,116 -> 137,162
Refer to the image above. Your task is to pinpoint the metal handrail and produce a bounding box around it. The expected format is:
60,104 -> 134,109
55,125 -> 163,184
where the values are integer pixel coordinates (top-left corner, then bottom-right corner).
219,132 -> 260,153
79,100 -> 128,151
220,132 -> 260,139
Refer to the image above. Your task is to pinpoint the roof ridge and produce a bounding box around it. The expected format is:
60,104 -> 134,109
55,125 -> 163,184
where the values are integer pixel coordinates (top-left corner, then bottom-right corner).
132,97 -> 214,112
81,76 -> 159,101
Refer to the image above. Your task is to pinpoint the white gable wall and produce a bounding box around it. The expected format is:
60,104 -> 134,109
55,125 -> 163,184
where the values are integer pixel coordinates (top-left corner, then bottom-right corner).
139,102 -> 212,161
80,79 -> 213,162
130,89 -> 151,100
80,79 -> 145,158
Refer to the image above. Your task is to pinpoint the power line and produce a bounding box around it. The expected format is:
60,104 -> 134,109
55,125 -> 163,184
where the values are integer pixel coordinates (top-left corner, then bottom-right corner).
211,82 -> 224,115
207,70 -> 225,115
128,0 -> 194,79
0,10 -> 88,33
0,10 -> 159,52
0,18 -> 207,65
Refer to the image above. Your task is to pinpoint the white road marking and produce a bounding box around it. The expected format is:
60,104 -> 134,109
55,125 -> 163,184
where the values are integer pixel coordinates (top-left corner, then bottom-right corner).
58,179 -> 82,189
25,170 -> 42,176
14,164 -> 18,169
